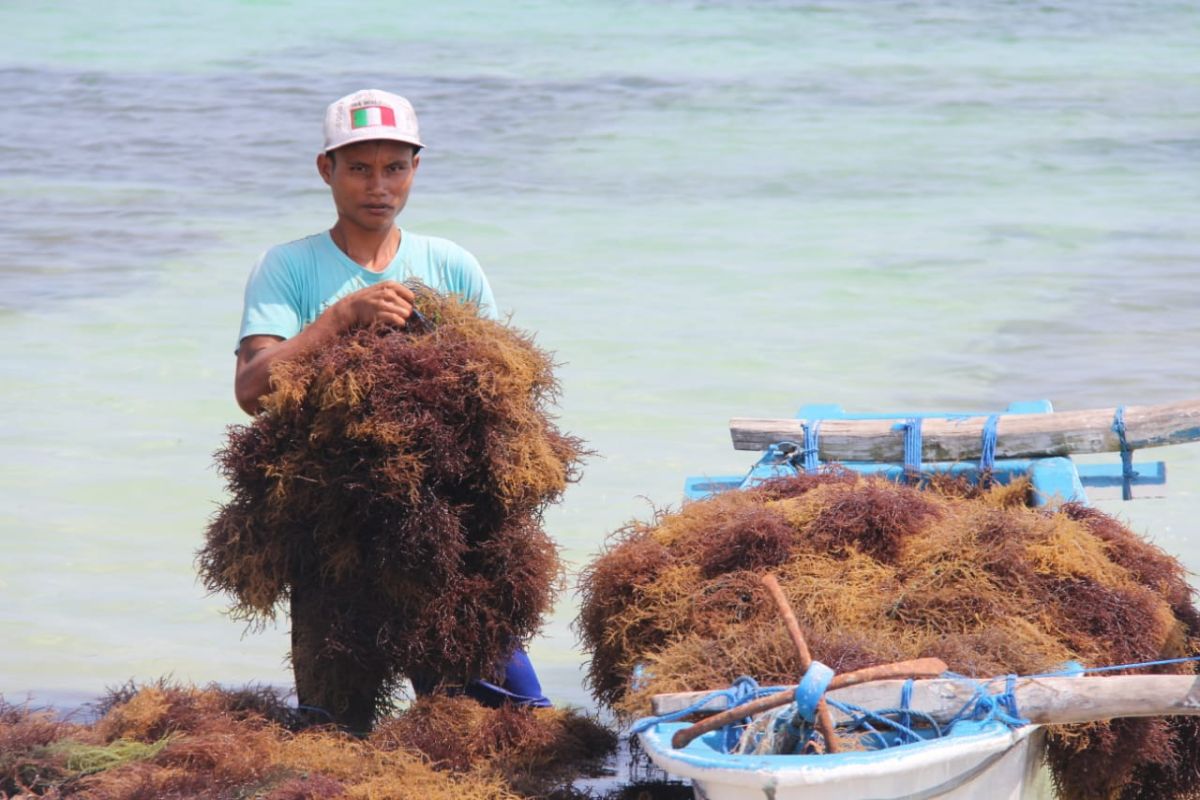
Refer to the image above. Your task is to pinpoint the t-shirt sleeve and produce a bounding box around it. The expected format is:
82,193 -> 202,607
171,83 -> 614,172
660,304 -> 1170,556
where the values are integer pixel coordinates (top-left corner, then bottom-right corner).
443,242 -> 498,321
236,248 -> 304,351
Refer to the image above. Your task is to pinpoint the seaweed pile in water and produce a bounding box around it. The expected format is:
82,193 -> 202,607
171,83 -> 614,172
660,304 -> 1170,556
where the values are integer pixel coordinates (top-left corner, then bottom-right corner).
578,470 -> 1200,800
199,285 -> 586,728
0,682 -> 615,799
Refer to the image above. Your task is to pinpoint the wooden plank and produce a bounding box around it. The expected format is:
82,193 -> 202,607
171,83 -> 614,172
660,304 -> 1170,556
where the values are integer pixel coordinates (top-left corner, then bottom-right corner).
729,398 -> 1200,458
651,675 -> 1200,727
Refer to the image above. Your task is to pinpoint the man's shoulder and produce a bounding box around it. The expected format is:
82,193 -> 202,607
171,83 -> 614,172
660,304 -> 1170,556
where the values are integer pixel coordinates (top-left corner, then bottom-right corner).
261,232 -> 328,267
402,231 -> 476,264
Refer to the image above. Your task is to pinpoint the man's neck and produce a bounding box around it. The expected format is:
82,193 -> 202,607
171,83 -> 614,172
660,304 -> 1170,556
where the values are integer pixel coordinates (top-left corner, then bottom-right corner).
330,223 -> 400,272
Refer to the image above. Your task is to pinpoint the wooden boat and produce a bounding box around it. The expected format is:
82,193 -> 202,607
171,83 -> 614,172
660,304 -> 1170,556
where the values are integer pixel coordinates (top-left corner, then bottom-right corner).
635,398 -> 1200,800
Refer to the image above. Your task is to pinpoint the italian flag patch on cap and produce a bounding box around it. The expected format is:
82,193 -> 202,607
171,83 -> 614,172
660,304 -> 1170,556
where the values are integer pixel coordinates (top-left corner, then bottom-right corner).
350,105 -> 396,129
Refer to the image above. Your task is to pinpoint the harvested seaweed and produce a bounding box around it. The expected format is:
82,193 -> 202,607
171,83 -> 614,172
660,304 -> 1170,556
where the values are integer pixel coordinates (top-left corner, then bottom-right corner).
199,285 -> 586,730
0,683 -> 616,799
578,470 -> 1200,800
372,695 -> 617,796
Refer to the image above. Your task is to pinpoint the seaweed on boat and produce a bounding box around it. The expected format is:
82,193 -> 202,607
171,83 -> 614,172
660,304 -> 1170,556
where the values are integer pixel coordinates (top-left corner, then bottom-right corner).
577,470 -> 1200,800
198,284 -> 586,730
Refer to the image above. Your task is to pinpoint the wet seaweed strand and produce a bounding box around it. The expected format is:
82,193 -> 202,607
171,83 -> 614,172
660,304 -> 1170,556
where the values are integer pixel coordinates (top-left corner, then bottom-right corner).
577,470 -> 1200,800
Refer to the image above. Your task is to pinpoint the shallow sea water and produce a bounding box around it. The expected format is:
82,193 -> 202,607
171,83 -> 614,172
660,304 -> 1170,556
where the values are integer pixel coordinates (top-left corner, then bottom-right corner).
1,0 -> 1198,719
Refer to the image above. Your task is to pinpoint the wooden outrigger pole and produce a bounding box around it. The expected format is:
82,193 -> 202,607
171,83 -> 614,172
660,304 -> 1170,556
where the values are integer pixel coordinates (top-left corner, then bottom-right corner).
654,674 -> 1200,731
730,398 -> 1200,460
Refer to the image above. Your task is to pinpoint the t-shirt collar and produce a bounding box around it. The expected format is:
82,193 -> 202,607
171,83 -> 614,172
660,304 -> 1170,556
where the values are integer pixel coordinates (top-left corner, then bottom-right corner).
323,228 -> 408,280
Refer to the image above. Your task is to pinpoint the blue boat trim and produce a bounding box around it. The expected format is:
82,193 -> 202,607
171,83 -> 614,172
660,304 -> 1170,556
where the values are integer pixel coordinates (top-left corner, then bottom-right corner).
685,460 -> 1165,502
1077,461 -> 1166,487
640,719 -> 1016,771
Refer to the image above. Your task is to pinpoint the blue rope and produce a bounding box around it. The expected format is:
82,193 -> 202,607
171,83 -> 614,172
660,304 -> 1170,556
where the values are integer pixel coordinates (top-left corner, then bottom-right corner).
899,678 -> 914,733
939,673 -> 1029,731
801,420 -> 823,473
900,418 -> 923,483
942,654 -> 1200,731
996,674 -> 1026,725
979,414 -> 1000,473
1111,405 -> 1138,501
1021,654 -> 1200,679
628,676 -> 784,736
826,698 -> 941,749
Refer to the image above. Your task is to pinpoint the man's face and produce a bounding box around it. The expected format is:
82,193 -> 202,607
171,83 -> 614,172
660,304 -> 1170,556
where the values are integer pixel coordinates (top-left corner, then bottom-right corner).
317,140 -> 420,232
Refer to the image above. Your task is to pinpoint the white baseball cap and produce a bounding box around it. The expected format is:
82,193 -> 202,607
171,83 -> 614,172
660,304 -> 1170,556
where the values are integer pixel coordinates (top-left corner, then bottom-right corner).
322,89 -> 424,153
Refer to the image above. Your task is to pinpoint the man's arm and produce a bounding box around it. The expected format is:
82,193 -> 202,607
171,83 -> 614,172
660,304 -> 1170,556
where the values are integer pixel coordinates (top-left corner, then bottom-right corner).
235,281 -> 417,415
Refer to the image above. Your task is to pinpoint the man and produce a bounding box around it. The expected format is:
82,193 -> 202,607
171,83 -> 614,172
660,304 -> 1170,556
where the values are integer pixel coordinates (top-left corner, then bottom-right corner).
234,89 -> 550,729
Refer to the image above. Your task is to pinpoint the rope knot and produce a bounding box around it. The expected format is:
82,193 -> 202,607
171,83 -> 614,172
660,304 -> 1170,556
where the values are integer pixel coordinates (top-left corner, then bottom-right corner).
893,418 -> 923,483
1111,405 -> 1138,501
799,420 -> 823,473
979,414 -> 1000,474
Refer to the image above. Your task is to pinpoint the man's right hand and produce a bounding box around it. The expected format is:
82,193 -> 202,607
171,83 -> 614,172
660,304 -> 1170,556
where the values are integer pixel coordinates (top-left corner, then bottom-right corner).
234,281 -> 417,415
331,281 -> 416,330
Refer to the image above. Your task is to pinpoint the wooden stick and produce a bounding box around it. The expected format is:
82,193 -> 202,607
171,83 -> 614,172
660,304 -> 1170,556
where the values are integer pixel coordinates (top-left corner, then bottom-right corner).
761,575 -> 814,665
652,657 -> 950,716
761,574 -> 839,753
729,397 -> 1200,458
808,675 -> 1200,726
667,658 -> 948,750
827,657 -> 949,690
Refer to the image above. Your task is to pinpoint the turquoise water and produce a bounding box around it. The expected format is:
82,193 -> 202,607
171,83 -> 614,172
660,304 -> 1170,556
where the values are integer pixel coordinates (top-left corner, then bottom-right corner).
1,0 -> 1198,710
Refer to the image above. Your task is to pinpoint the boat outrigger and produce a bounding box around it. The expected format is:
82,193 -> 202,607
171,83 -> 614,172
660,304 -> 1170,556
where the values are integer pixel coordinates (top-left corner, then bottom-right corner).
632,398 -> 1200,800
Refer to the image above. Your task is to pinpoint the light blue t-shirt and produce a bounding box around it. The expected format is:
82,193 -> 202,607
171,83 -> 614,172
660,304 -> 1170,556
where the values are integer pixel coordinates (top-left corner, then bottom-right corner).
237,229 -> 496,349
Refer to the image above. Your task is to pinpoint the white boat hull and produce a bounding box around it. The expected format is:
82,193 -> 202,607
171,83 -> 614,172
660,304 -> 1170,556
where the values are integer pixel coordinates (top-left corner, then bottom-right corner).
638,720 -> 1050,800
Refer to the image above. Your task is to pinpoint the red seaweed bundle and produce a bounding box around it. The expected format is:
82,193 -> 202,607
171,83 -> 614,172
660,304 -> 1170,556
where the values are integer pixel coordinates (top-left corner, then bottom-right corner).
578,470 -> 1200,800
199,286 -> 585,728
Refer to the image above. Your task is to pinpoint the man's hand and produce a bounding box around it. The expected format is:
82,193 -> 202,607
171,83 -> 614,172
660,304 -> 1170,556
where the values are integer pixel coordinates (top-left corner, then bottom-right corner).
331,281 -> 416,330
235,281 -> 415,414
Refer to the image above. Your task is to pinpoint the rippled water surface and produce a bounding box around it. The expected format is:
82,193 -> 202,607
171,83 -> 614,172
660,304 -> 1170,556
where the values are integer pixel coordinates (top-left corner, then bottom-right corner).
1,0 -> 1198,709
